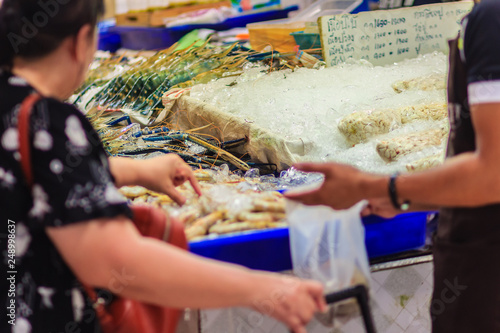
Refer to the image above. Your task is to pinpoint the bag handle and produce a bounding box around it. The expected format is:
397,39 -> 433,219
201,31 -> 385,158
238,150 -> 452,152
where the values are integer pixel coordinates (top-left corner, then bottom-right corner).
18,93 -> 43,188
16,94 -> 102,303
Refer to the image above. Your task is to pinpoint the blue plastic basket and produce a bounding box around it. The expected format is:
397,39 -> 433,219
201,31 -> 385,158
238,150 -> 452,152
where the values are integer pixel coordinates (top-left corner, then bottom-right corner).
190,227 -> 292,271
190,212 -> 429,272
98,32 -> 122,52
112,6 -> 298,50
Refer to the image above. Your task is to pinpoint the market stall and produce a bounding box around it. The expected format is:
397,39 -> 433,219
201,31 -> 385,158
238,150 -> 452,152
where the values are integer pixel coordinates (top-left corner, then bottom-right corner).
78,1 -> 474,332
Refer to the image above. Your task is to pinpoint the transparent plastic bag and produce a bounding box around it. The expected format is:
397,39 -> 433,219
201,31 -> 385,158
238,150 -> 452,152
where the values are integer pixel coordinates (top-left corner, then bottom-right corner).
287,200 -> 371,325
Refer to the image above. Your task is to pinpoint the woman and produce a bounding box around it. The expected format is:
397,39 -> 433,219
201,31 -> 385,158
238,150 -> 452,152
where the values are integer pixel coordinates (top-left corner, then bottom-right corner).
287,0 -> 500,331
0,1 -> 326,332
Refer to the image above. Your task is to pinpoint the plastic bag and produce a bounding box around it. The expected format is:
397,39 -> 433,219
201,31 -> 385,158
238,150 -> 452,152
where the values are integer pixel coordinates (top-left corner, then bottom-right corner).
337,103 -> 447,145
288,200 -> 370,291
337,109 -> 401,145
392,73 -> 446,93
287,200 -> 371,326
406,152 -> 444,172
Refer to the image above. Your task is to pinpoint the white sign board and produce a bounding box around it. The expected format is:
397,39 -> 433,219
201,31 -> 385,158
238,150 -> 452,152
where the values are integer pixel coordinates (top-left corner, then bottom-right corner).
319,2 -> 474,67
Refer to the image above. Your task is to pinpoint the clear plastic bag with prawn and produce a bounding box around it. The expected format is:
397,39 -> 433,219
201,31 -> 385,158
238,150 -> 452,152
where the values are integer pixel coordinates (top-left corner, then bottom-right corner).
287,200 -> 371,326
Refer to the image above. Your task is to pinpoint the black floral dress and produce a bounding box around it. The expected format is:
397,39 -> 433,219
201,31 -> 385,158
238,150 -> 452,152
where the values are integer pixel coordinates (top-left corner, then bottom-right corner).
0,70 -> 132,333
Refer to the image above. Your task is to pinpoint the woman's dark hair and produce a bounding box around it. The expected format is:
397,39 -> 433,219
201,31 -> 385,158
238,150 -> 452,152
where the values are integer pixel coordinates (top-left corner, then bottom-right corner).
0,0 -> 104,67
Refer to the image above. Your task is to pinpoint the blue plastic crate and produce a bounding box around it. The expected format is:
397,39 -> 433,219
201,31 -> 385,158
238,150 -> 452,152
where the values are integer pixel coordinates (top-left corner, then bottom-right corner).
363,212 -> 428,258
190,227 -> 292,271
190,212 -> 429,271
111,26 -> 179,51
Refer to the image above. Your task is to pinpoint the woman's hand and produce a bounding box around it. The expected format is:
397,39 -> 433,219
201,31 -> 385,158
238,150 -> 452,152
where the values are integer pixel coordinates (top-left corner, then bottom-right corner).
285,162 -> 387,210
110,155 -> 202,206
251,275 -> 327,333
139,154 -> 202,205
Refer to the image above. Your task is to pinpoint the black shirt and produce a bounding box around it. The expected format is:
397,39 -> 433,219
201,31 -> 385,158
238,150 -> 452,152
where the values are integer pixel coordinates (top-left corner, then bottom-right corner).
439,0 -> 500,241
432,2 -> 500,331
463,0 -> 500,84
0,70 -> 132,332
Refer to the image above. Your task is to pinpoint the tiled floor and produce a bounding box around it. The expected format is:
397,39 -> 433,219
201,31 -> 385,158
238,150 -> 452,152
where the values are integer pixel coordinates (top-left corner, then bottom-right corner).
199,262 -> 434,333
331,262 -> 433,333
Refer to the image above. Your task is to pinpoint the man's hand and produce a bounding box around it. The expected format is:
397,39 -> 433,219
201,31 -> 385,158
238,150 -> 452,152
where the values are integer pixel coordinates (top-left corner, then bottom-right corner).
285,162 -> 386,210
361,198 -> 400,218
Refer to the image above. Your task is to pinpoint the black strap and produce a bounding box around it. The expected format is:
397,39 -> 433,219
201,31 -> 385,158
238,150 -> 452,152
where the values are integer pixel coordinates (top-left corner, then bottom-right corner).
388,174 -> 410,211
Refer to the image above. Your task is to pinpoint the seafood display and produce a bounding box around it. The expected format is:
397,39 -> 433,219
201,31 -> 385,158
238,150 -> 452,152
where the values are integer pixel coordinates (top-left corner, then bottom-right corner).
73,46 -> 453,241
119,167 -> 296,240
85,107 -> 251,170
72,44 -> 261,171
75,44 -> 320,172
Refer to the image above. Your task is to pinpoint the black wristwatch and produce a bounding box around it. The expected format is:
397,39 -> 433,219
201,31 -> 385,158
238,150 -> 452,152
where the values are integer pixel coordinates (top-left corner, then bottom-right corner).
388,174 -> 411,211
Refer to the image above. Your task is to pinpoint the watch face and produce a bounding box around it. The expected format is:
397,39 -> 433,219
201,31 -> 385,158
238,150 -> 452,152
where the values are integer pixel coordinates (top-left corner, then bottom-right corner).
401,202 -> 411,211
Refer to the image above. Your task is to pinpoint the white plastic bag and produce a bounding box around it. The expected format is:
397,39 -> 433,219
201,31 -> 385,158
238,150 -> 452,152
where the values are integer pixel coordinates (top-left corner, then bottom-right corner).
287,200 -> 370,294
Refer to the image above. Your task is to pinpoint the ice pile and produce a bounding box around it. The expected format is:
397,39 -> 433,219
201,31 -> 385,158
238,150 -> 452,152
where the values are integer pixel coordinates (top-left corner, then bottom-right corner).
190,52 -> 448,174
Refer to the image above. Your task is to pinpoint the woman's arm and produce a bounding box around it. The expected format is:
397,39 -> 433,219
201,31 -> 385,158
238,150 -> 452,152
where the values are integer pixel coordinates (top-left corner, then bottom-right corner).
108,157 -> 143,188
286,103 -> 500,210
46,219 -> 326,332
109,154 -> 202,205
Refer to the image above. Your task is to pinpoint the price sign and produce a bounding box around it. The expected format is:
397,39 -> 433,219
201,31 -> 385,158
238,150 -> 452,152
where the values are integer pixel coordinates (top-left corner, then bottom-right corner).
319,2 -> 473,67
